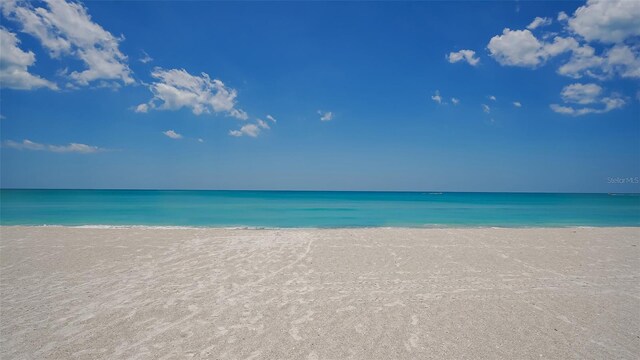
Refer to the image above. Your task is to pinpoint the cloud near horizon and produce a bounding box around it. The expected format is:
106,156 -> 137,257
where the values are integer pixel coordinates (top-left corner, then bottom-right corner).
2,139 -> 106,153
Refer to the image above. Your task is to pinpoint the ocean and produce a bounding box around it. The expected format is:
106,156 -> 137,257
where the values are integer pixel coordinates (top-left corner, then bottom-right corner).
0,189 -> 639,228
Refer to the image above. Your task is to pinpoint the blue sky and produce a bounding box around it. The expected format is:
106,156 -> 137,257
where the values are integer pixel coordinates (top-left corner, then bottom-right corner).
1,0 -> 639,192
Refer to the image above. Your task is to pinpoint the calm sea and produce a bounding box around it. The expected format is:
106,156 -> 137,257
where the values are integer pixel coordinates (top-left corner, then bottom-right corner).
0,189 -> 639,228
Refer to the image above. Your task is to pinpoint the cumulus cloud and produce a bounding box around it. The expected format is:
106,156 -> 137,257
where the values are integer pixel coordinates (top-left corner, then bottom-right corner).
431,90 -> 443,104
488,31 -> 579,68
513,101 -> 522,107
266,114 -> 277,123
163,130 -> 182,139
560,83 -> 602,104
2,139 -> 104,153
447,49 -> 480,66
487,29 -> 548,67
557,44 -> 640,79
489,95 -> 497,101
0,27 -> 57,90
1,0 -> 133,87
451,97 -> 460,105
604,45 -> 640,78
488,26 -> 640,80
527,17 -> 552,30
551,83 -> 625,116
137,68 -> 248,119
318,110 -> 333,121
229,123 -> 260,138
568,0 -> 640,44
482,104 -> 491,114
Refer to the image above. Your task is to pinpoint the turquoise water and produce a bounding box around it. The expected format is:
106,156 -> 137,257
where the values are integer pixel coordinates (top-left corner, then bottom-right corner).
1,189 -> 639,228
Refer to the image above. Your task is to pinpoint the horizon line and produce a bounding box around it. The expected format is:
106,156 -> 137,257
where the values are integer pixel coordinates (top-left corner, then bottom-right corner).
1,188 -> 638,195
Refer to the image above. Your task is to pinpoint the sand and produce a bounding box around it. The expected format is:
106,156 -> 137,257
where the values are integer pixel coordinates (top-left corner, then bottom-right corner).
0,226 -> 638,359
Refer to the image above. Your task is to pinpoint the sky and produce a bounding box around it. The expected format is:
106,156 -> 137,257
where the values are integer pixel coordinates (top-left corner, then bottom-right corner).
0,0 -> 639,192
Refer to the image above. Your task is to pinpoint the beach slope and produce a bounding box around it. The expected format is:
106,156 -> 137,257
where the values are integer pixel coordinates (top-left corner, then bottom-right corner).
1,226 -> 638,359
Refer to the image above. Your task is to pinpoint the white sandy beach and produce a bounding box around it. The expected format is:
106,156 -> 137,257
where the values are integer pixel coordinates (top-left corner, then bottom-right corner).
0,226 -> 638,359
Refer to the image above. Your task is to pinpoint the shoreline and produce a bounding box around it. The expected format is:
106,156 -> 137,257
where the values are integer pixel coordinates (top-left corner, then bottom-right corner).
1,226 -> 638,359
3,224 -> 640,230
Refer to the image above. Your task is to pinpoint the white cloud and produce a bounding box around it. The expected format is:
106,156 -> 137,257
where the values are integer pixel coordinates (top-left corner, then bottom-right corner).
487,24 -> 640,80
488,29 -> 547,67
568,0 -> 640,44
451,97 -> 460,105
488,31 -> 582,68
2,139 -> 104,153
229,108 -> 249,120
543,36 -> 581,57
557,12 -> 569,21
527,17 -> 552,30
318,110 -> 333,121
2,0 -> 133,87
556,43 -> 603,78
605,45 -> 640,78
447,49 -> 479,66
139,50 -> 153,64
163,130 -> 182,139
560,83 -> 602,104
229,123 -> 260,137
257,118 -> 270,129
134,103 -> 149,113
197,138 -> 204,143
0,27 -> 57,90
549,104 -> 575,115
551,83 -> 626,116
138,68 -> 248,119
513,101 -> 522,107
266,114 -> 277,123
431,90 -> 443,104
557,44 -> 640,79
550,98 -> 625,116
482,104 -> 491,113
489,95 -> 497,101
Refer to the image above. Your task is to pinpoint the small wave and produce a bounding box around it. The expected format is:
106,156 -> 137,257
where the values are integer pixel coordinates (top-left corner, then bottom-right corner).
71,225 -> 201,230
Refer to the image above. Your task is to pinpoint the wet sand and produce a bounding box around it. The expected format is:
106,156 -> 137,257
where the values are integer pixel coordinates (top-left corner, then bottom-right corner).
1,226 -> 638,359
